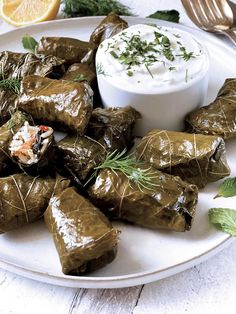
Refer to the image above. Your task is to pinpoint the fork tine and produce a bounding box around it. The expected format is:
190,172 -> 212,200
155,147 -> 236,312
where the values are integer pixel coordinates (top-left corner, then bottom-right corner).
188,0 -> 211,29
205,0 -> 232,28
214,0 -> 234,22
181,0 -> 204,28
201,0 -> 219,22
182,0 -> 235,41
210,0 -> 224,19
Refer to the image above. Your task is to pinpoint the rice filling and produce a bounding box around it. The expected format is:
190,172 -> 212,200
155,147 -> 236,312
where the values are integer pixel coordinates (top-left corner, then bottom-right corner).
9,122 -> 53,165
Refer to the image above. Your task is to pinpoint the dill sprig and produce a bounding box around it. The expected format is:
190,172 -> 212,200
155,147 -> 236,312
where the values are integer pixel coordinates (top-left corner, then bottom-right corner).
176,46 -> 195,61
0,72 -> 20,94
96,63 -> 110,77
110,33 -> 159,78
62,0 -> 132,17
86,149 -> 158,192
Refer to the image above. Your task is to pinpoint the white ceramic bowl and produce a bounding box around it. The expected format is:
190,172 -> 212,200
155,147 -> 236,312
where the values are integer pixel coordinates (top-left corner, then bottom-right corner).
96,25 -> 210,136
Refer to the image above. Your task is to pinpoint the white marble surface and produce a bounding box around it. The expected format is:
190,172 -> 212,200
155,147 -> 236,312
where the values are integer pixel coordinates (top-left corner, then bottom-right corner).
0,1 -> 236,313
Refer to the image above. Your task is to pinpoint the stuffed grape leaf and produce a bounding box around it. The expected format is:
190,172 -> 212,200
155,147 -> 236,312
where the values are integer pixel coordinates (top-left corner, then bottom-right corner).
185,79 -> 236,140
136,129 -> 230,188
0,173 -> 70,233
17,75 -> 93,133
89,165 -> 198,232
90,12 -> 128,46
44,187 -> 119,275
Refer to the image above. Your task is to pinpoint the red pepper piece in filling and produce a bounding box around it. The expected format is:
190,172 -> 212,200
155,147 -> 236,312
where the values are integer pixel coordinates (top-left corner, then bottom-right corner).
39,125 -> 49,132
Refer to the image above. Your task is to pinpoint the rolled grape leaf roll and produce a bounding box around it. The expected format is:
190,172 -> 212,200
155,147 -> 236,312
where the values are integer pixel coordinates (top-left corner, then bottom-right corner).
56,135 -> 106,182
185,79 -> 236,140
0,51 -> 65,80
135,129 -> 230,188
0,51 -> 65,123
36,37 -> 96,66
62,63 -> 96,86
89,165 -> 198,232
0,90 -> 18,126
90,13 -> 128,46
44,187 -> 119,275
0,173 -> 70,233
17,75 -> 93,133
87,106 -> 141,152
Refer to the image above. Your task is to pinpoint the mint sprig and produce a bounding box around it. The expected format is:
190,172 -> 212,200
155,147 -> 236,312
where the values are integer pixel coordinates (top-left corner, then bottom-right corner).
209,208 -> 236,236
147,10 -> 180,23
214,177 -> 236,199
22,35 -> 38,53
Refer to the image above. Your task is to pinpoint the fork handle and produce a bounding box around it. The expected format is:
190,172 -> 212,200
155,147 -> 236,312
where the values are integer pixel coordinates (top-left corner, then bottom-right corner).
219,28 -> 236,46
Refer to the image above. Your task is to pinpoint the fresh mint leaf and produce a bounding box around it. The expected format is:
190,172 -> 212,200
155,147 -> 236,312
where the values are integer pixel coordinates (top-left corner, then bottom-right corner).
214,177 -> 236,198
22,35 -> 38,53
209,208 -> 236,236
147,10 -> 180,23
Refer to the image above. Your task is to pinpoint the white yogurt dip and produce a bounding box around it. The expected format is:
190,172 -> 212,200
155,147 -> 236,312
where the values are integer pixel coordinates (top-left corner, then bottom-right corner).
96,24 -> 209,135
96,24 -> 208,93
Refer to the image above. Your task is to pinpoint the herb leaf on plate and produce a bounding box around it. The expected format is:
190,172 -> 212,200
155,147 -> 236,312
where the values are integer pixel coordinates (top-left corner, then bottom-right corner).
214,177 -> 236,198
209,208 -> 236,236
147,10 -> 180,23
22,35 -> 38,53
62,0 -> 132,17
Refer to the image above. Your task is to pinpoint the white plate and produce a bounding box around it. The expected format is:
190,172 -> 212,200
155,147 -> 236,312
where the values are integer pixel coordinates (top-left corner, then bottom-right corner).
0,17 -> 235,289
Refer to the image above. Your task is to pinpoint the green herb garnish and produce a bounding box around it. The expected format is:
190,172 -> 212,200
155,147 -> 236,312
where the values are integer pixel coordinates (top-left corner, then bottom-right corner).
163,47 -> 174,61
127,70 -> 133,77
159,35 -> 174,61
85,149 -> 158,192
22,35 -> 38,53
0,72 -> 20,94
106,20 -> 198,77
214,177 -> 236,199
73,74 -> 88,83
110,51 -> 119,59
62,0 -> 132,17
96,63 -> 110,77
177,46 -> 195,61
161,36 -> 170,47
147,10 -> 180,23
209,208 -> 236,236
108,33 -> 160,78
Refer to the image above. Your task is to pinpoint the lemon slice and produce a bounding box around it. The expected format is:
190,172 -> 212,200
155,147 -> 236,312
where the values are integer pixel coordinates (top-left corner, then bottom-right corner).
0,0 -> 61,26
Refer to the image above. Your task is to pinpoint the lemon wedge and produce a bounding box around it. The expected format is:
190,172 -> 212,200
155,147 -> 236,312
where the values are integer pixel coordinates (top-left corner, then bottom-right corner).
0,0 -> 61,27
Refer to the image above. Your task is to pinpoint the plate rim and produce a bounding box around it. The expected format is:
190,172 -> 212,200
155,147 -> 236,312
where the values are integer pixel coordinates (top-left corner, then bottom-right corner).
0,235 -> 234,288
0,16 -> 235,288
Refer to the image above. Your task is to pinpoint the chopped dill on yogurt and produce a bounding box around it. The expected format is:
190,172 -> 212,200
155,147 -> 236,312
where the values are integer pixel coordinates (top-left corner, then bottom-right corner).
107,27 -> 195,78
96,24 -> 206,89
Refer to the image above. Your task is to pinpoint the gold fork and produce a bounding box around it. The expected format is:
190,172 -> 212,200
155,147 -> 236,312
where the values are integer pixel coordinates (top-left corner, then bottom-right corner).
181,0 -> 236,45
